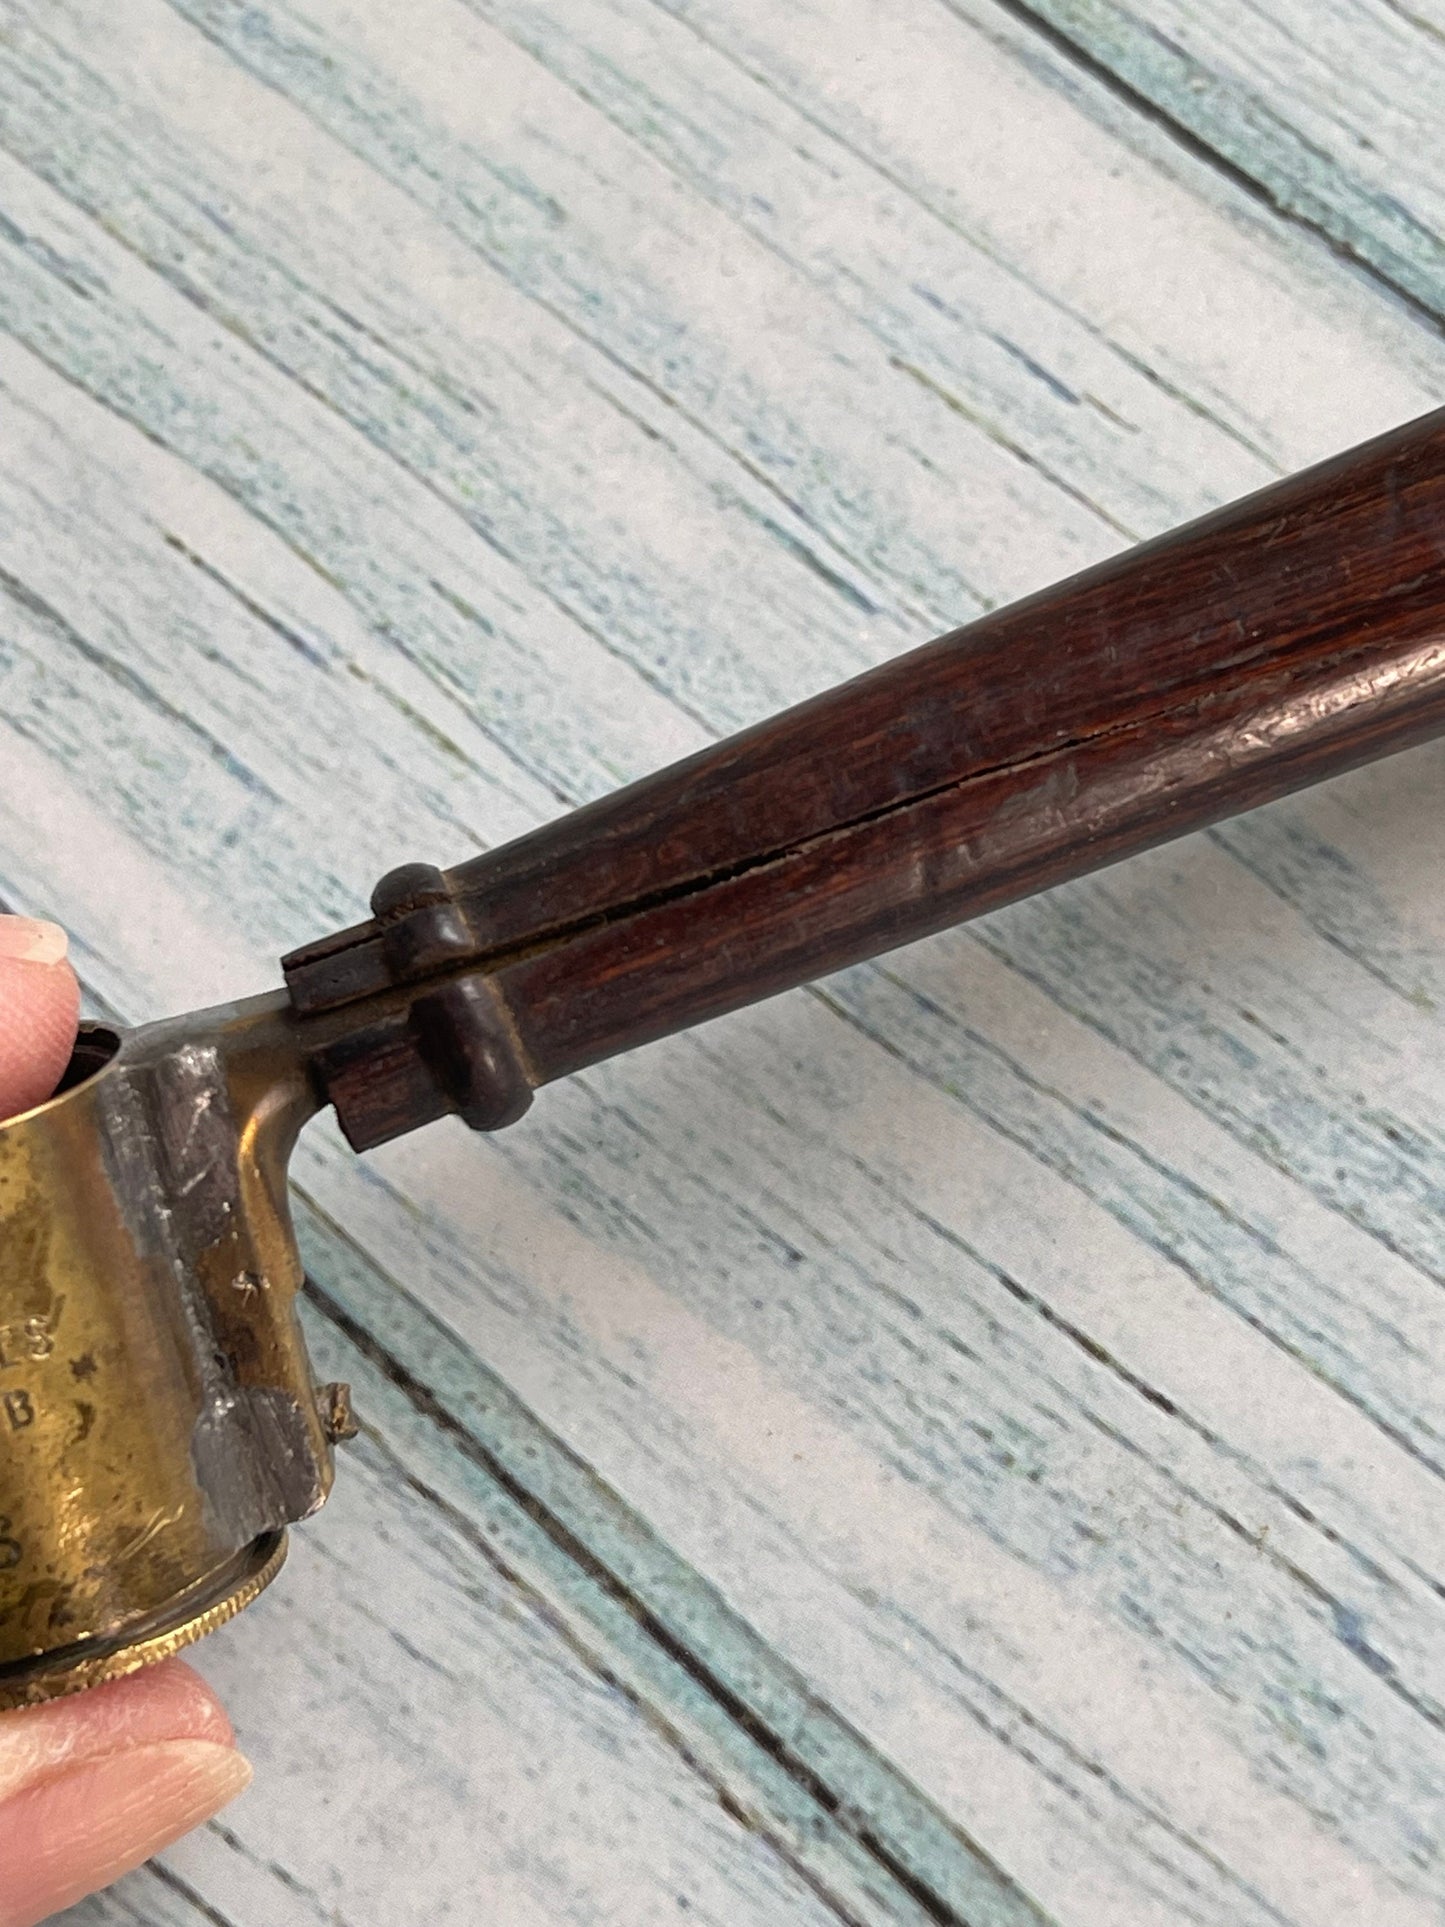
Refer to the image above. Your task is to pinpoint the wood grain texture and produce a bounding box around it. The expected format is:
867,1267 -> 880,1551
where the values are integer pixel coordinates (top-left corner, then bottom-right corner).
285,409 -> 1445,1008
0,0 -> 1439,1922
282,407 -> 1445,1151
995,0 -> 1445,319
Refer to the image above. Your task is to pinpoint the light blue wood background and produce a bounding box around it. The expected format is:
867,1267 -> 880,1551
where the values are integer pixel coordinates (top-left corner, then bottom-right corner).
0,0 -> 1441,1921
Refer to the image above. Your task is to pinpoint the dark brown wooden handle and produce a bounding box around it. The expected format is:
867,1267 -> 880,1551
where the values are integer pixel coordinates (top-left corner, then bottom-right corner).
288,407 -> 1445,1147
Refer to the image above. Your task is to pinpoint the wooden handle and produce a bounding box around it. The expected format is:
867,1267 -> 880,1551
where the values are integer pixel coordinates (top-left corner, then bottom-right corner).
287,407 -> 1445,1145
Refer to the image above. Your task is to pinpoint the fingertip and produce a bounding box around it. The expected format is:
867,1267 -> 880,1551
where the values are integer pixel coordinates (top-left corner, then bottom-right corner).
79,1656 -> 236,1751
0,922 -> 80,1118
0,1665 -> 247,1926
0,1740 -> 252,1927
0,1658 -> 235,1805
127,1658 -> 237,1749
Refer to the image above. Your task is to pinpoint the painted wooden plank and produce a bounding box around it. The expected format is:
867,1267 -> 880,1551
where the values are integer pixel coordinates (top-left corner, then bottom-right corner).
0,0 -> 1439,1923
57,1866 -> 216,1927
991,0 -> 1445,319
296,1236 -> 1050,1927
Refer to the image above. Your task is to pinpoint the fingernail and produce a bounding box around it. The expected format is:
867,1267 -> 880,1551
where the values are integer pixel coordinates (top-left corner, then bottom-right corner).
172,1738 -> 253,1816
0,1742 -> 252,1926
0,916 -> 69,966
116,1737 -> 255,1818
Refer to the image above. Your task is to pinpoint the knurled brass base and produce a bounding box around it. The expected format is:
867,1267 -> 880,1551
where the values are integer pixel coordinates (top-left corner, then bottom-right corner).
0,1532 -> 288,1711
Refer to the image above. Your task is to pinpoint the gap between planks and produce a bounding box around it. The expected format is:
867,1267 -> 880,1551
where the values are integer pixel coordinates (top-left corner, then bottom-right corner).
986,0 -> 1444,323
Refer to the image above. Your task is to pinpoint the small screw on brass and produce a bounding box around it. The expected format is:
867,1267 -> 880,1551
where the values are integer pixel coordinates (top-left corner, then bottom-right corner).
319,1381 -> 359,1444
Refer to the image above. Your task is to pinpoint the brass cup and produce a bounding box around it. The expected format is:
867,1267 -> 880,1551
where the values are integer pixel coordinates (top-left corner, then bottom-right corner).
0,994 -> 341,1708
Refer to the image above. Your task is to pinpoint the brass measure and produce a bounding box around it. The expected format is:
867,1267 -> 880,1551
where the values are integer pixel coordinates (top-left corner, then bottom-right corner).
0,996 -> 343,1707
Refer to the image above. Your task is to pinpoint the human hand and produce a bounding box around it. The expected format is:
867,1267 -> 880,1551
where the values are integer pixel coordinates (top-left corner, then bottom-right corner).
0,915 -> 252,1927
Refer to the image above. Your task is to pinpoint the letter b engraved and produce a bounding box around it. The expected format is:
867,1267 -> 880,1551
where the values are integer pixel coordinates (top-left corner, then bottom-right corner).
3,1390 -> 35,1431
